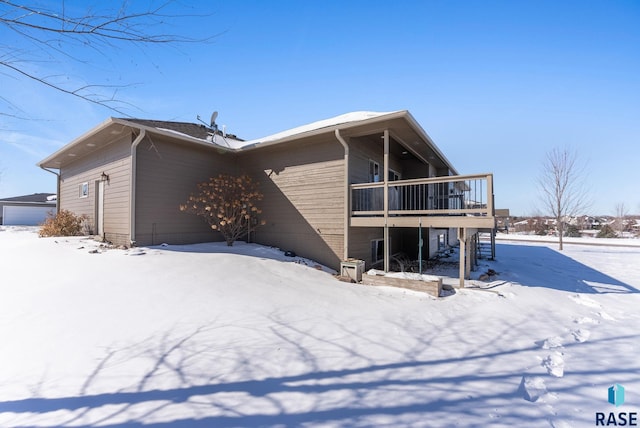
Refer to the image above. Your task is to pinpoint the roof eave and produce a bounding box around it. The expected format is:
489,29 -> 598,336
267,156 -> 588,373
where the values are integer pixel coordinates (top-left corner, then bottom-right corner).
37,118 -> 236,169
240,110 -> 410,151
403,111 -> 459,176
37,117 -> 123,168
239,110 -> 459,175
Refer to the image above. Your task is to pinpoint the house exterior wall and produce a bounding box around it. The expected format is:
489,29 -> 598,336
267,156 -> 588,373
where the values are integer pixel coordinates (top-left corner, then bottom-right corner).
133,135 -> 238,246
239,136 -> 345,269
347,136 -> 404,183
348,227 -> 409,269
48,115 -> 470,272
402,158 -> 430,180
58,132 -> 133,244
349,227 -> 382,268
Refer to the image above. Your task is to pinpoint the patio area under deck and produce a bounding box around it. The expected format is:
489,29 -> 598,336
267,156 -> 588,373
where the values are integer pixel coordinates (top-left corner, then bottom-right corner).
350,173 -> 496,288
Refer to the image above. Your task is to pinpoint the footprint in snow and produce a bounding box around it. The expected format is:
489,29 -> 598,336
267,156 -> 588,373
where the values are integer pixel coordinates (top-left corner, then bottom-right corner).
539,336 -> 563,349
568,294 -> 601,308
542,352 -> 565,378
571,329 -> 590,343
520,376 -> 548,402
126,248 -> 147,256
574,316 -> 599,325
598,311 -> 615,321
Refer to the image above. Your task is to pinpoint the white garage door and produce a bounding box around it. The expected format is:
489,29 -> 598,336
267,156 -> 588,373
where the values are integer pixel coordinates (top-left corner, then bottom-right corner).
2,206 -> 55,226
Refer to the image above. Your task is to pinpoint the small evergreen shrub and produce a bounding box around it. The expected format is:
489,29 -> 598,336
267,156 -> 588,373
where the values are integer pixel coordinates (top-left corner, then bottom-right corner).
39,209 -> 88,237
535,225 -> 549,236
596,224 -> 617,238
564,225 -> 581,237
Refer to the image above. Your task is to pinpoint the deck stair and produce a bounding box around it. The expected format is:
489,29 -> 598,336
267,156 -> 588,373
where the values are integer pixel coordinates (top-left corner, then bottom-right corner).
477,230 -> 495,260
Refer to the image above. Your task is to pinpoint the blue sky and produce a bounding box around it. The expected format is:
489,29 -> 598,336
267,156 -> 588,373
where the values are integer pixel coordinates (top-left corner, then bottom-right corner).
1,0 -> 638,216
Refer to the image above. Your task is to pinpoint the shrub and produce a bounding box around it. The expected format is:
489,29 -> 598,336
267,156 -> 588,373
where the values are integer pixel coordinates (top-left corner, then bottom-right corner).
39,209 -> 88,237
535,225 -> 549,236
596,224 -> 617,238
180,174 -> 265,246
564,224 -> 581,237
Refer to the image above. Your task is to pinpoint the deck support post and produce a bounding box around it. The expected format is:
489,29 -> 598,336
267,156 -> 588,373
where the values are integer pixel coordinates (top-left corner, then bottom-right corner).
418,217 -> 423,275
383,129 -> 390,273
491,229 -> 496,260
458,227 -> 466,288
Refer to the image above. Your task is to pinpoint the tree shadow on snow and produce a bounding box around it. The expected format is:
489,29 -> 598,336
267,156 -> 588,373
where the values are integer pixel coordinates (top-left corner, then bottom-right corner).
495,243 -> 638,294
1,318 -> 639,428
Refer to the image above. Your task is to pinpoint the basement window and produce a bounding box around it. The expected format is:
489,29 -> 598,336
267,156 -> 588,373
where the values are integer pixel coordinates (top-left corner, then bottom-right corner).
79,182 -> 89,198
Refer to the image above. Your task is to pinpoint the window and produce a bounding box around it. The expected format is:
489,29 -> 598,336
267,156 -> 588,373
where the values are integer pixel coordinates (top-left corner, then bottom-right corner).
369,160 -> 380,183
371,239 -> 384,264
369,160 -> 401,182
438,233 -> 447,251
79,182 -> 89,198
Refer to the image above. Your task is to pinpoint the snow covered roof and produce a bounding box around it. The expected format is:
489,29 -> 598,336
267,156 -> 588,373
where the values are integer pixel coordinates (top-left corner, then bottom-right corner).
39,110 -> 457,173
233,111 -> 401,149
120,111 -> 405,151
124,119 -> 245,149
0,193 -> 56,203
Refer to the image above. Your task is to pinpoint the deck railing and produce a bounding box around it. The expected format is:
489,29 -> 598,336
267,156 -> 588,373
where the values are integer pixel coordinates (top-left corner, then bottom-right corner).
351,173 -> 494,217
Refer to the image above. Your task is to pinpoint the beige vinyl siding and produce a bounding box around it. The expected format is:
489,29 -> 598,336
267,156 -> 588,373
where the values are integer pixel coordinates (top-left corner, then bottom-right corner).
348,136 -> 403,184
134,135 -> 238,245
58,133 -> 133,244
239,137 -> 345,270
348,227 -> 383,268
402,158 -> 430,179
348,227 -> 407,269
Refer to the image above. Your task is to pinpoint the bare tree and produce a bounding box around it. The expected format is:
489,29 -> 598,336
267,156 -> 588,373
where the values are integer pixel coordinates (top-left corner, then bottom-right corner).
0,1 -> 213,117
614,202 -> 628,236
538,147 -> 590,250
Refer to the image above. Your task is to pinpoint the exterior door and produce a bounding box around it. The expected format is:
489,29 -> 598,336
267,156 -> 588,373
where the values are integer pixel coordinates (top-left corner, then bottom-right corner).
96,180 -> 104,237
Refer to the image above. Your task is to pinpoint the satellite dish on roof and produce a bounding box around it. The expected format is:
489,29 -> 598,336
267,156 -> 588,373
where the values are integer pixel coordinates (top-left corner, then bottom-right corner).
210,111 -> 218,128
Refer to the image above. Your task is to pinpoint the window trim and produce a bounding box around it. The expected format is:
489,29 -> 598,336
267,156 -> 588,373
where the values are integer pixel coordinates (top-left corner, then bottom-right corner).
79,182 -> 89,198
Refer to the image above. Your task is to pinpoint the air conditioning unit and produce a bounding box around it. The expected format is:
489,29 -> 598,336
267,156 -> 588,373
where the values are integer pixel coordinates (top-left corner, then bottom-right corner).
340,259 -> 365,282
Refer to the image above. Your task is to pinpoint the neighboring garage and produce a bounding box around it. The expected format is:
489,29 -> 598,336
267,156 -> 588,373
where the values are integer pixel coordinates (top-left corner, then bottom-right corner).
0,193 -> 56,226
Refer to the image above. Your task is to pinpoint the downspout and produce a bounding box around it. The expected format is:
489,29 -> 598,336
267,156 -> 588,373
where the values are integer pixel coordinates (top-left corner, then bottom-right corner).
39,167 -> 61,214
129,129 -> 146,246
334,129 -> 349,261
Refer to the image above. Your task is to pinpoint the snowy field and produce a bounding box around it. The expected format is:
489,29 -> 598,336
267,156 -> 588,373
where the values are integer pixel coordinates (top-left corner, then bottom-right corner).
0,227 -> 639,427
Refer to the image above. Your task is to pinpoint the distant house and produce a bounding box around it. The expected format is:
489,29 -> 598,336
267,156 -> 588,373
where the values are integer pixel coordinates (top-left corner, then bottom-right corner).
38,111 -> 495,284
0,193 -> 56,225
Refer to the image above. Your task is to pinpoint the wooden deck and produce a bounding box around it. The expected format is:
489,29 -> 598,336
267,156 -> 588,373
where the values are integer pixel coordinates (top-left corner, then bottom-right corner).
350,173 -> 495,229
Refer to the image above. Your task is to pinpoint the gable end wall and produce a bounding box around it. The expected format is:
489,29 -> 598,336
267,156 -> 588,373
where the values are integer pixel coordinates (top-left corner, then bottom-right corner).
58,132 -> 133,245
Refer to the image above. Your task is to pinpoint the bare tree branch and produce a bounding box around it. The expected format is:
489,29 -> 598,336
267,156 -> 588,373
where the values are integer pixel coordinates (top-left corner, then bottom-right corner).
0,60 -> 137,116
0,0 -> 217,119
538,147 -> 590,250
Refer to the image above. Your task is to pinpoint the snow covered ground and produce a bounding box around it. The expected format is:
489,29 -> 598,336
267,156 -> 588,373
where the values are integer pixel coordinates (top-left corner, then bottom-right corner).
0,227 -> 638,427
